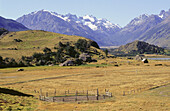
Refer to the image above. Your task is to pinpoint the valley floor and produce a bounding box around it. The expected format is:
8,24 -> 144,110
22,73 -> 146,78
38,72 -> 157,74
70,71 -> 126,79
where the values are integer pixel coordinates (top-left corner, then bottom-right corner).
0,58 -> 170,111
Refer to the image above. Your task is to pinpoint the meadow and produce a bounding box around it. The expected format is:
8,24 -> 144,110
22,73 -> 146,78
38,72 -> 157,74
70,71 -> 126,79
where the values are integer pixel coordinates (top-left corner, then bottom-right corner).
0,58 -> 170,111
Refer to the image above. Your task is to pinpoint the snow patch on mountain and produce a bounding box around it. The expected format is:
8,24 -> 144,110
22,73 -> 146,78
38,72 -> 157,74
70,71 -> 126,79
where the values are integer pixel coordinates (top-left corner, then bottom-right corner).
158,14 -> 164,19
84,22 -> 98,30
83,15 -> 95,22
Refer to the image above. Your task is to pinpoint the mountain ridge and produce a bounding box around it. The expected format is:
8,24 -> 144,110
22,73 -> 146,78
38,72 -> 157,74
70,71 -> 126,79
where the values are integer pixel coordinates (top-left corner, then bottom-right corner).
16,9 -> 121,46
0,16 -> 29,32
16,9 -> 170,47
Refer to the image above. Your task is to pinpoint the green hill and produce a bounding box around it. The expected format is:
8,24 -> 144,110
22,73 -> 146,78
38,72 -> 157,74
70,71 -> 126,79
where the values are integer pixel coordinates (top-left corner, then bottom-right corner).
114,40 -> 164,55
0,30 -> 104,67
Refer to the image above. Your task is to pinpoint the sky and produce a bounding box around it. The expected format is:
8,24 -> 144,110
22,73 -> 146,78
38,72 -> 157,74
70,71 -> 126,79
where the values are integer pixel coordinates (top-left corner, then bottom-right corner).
0,0 -> 169,27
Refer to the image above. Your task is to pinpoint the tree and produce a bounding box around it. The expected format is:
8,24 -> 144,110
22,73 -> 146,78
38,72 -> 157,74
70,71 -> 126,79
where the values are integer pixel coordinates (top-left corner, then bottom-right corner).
33,53 -> 43,59
18,60 -> 26,67
0,28 -> 8,35
59,42 -> 66,47
8,58 -> 18,67
75,39 -> 88,52
104,49 -> 108,57
43,47 -> 51,54
0,56 -> 3,62
65,45 -> 77,57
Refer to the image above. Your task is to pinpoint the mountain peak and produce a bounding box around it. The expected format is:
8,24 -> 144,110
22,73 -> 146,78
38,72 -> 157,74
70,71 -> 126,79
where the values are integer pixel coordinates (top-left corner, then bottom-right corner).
159,10 -> 166,18
158,9 -> 170,19
82,15 -> 96,22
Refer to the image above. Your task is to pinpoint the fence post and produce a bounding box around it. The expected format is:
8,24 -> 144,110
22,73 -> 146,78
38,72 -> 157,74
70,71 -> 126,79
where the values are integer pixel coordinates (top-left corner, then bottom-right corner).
65,91 -> 67,96
86,90 -> 89,100
123,91 -> 125,96
68,90 -> 69,94
40,89 -> 42,96
96,88 -> 99,100
39,95 -> 41,100
46,92 -> 48,97
43,96 -> 45,101
52,97 -> 55,102
75,91 -> 77,101
63,98 -> 64,102
54,89 -> 56,96
103,95 -> 105,99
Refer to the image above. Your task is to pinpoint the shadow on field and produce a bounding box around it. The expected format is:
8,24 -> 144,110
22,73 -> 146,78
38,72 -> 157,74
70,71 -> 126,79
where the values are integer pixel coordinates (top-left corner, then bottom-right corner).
0,88 -> 33,97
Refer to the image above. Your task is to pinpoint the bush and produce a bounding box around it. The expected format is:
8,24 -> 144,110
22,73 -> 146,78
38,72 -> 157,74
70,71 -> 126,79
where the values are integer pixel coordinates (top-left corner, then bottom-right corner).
43,47 -> 51,54
75,39 -> 89,52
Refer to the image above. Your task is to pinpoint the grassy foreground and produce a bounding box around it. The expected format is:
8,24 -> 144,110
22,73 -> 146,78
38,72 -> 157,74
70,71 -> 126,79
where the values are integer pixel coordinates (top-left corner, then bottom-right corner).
0,58 -> 170,111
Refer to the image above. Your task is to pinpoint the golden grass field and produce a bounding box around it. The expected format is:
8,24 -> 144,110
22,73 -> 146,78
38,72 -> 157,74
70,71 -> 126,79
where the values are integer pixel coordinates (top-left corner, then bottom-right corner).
0,58 -> 170,111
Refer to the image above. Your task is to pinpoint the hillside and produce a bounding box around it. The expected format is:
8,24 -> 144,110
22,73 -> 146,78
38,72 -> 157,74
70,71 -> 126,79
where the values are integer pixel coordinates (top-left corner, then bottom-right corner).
114,40 -> 164,55
0,16 -> 29,32
139,16 -> 170,48
0,30 -> 105,66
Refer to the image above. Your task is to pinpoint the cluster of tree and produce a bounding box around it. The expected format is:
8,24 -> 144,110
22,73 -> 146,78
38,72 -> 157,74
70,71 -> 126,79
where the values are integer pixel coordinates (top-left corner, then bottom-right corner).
0,28 -> 9,36
0,56 -> 27,68
0,39 -> 96,68
21,39 -> 91,66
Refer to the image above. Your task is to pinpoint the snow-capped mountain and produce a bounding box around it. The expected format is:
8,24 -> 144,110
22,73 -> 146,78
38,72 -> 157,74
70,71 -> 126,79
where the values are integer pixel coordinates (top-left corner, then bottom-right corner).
111,9 -> 170,47
16,10 -> 121,46
16,9 -> 169,47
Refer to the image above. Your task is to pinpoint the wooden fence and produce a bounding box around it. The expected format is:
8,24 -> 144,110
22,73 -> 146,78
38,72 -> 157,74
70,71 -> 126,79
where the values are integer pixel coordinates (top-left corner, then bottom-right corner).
35,88 -> 113,102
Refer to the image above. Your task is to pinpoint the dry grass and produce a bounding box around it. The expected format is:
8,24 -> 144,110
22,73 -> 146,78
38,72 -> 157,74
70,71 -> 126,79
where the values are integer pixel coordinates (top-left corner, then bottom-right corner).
0,58 -> 170,110
0,30 -> 95,60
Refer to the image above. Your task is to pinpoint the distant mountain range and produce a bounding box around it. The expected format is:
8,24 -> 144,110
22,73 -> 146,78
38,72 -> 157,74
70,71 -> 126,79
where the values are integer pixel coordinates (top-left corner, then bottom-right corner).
16,9 -> 170,47
113,9 -> 170,47
0,16 -> 29,31
16,10 -> 121,46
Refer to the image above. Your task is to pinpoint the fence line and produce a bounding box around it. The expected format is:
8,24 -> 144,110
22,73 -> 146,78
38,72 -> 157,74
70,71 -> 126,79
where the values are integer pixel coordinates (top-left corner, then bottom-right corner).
37,88 -> 113,102
122,81 -> 169,96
